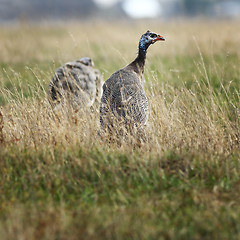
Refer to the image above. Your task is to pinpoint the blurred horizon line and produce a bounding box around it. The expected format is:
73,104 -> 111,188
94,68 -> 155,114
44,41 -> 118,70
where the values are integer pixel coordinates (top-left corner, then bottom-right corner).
0,0 -> 240,24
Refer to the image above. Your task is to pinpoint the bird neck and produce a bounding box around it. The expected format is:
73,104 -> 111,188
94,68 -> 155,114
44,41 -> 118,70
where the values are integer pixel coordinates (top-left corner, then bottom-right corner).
137,46 -> 147,73
128,47 -> 147,78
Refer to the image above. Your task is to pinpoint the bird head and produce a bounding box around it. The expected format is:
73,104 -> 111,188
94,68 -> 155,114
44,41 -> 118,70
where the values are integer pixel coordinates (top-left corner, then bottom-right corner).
139,30 -> 165,52
78,57 -> 94,67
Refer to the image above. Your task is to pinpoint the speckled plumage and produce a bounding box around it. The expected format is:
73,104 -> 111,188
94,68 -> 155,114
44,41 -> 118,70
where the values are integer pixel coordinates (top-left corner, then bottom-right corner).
99,31 -> 165,138
49,57 -> 103,108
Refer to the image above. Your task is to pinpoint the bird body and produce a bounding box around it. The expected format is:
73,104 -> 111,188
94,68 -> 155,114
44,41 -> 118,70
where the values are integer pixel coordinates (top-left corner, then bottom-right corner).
100,30 -> 165,138
100,66 -> 148,127
49,57 -> 103,109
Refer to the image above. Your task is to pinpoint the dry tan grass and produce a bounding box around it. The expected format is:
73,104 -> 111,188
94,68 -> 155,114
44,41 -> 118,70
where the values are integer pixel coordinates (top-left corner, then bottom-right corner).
0,20 -> 239,155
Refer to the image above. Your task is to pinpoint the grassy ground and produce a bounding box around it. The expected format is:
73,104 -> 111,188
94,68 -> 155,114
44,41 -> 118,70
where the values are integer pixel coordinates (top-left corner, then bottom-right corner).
0,20 -> 239,239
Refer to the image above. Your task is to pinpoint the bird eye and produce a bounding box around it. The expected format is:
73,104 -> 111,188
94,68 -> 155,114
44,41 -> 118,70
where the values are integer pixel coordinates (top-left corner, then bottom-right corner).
150,34 -> 157,38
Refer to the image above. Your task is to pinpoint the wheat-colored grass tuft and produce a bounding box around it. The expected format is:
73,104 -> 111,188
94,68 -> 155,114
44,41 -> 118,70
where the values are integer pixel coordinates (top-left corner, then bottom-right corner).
1,61 -> 239,155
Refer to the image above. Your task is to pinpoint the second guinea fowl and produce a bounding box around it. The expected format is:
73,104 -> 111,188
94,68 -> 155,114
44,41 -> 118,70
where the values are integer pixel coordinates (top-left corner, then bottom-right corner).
100,30 -> 165,138
49,57 -> 103,109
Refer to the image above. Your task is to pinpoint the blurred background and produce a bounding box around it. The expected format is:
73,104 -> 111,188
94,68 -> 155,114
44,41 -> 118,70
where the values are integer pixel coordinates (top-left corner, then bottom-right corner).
0,0 -> 240,23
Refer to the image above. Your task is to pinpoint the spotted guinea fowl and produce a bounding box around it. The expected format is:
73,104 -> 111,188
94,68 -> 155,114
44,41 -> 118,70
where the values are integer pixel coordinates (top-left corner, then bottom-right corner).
49,57 -> 103,109
99,30 -> 165,139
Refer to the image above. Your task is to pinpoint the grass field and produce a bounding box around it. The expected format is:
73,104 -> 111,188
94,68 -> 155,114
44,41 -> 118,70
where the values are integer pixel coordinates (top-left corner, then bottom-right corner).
0,20 -> 239,239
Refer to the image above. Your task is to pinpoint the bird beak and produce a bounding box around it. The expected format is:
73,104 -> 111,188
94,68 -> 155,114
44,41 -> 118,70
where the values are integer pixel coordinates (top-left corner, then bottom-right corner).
156,35 -> 165,41
152,34 -> 165,43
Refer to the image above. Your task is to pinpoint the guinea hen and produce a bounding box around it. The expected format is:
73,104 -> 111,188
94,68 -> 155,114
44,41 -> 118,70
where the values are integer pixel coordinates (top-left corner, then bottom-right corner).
99,30 -> 165,140
49,57 -> 103,109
